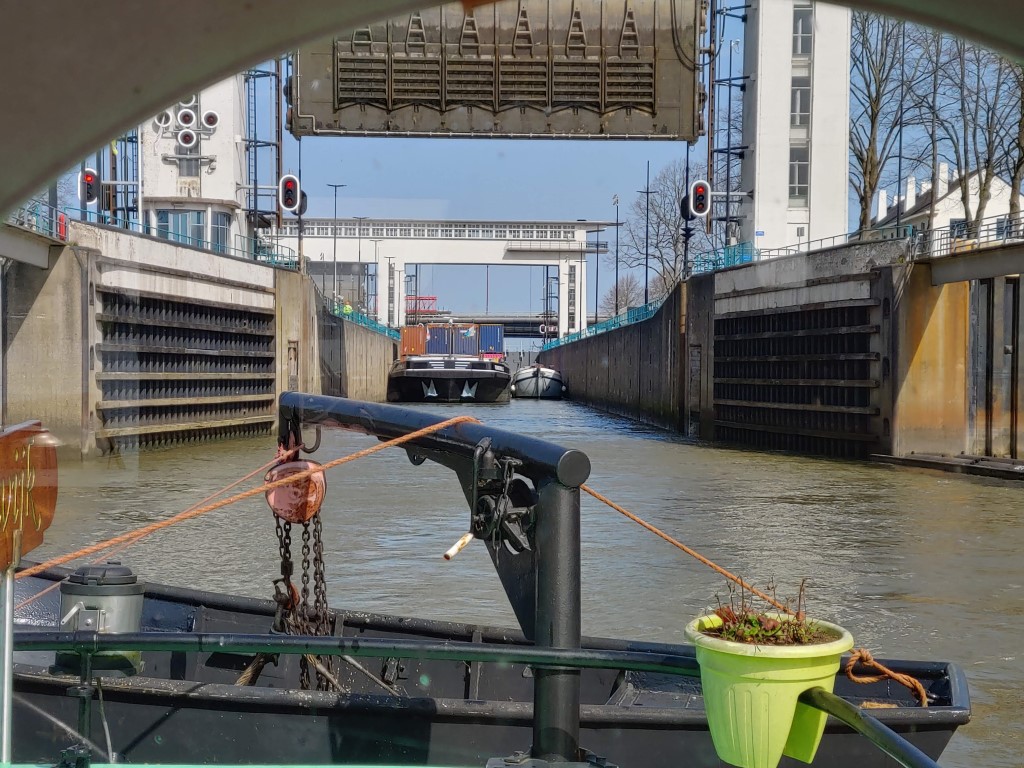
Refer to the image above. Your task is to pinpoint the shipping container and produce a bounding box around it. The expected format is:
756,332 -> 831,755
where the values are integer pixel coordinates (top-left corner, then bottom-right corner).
426,324 -> 451,355
400,325 -> 427,358
451,324 -> 480,356
479,324 -> 505,354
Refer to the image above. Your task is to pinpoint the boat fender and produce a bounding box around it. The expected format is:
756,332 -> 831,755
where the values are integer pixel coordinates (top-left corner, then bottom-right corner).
265,460 -> 326,523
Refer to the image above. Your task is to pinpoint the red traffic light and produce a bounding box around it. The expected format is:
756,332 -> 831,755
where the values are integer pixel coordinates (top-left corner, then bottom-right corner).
689,179 -> 711,217
80,167 -> 100,205
279,174 -> 301,212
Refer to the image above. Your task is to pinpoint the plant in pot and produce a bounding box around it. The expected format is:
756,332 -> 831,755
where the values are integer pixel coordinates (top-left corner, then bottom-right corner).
683,581 -> 854,768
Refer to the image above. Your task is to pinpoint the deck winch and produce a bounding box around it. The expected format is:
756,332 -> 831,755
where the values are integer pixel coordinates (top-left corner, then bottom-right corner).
56,562 -> 145,674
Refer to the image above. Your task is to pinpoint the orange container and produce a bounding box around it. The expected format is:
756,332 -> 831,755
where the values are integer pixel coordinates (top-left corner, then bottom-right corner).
400,325 -> 427,357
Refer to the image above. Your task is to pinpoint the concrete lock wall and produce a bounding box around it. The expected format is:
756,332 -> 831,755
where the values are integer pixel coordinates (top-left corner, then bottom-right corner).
317,299 -> 396,401
2,222 -> 395,457
540,283 -> 686,431
4,244 -> 89,456
541,241 -> 927,457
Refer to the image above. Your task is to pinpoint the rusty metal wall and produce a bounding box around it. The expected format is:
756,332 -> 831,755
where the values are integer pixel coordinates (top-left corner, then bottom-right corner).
94,288 -> 277,453
291,0 -> 703,140
969,276 -> 1021,458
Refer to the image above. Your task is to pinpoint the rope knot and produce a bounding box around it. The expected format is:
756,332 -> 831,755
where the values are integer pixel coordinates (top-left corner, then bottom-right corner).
846,647 -> 928,707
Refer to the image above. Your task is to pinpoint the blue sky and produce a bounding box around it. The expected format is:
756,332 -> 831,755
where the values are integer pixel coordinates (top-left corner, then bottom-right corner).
281,134 -> 700,327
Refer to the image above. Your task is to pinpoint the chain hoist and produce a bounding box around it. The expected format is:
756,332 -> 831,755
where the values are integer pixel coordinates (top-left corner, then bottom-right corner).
265,455 -> 336,691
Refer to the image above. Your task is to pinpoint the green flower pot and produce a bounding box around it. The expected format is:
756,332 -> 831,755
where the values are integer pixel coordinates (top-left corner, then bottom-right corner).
684,613 -> 854,768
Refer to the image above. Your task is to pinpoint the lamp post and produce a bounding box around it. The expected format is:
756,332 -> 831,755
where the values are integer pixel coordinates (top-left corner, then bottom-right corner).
327,183 -> 346,301
638,161 -> 654,305
354,216 -> 368,311
613,195 -> 620,314
592,225 -> 603,325
385,253 -> 396,327
370,238 -> 384,320
575,219 -> 586,331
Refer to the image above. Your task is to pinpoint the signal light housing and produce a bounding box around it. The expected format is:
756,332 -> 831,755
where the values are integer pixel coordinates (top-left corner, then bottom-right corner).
689,180 -> 710,218
79,168 -> 100,206
279,174 -> 301,213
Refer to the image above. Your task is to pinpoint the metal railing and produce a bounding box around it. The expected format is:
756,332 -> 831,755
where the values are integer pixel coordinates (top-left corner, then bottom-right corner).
541,298 -> 663,351
914,210 -> 1024,259
323,294 -> 400,340
59,207 -> 298,268
505,239 -> 607,252
5,199 -> 68,242
754,224 -> 911,261
691,241 -> 757,273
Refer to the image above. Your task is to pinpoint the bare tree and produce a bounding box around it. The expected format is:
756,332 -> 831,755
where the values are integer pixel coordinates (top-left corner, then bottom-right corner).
930,37 -> 1016,229
998,63 -> 1024,230
613,158 -> 715,301
850,13 -> 915,231
599,273 -> 643,317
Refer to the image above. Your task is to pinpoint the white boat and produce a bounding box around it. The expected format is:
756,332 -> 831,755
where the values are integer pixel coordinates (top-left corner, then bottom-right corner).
511,364 -> 566,399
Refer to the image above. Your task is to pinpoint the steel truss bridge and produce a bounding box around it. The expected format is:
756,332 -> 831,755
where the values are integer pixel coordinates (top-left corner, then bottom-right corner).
407,313 -> 558,338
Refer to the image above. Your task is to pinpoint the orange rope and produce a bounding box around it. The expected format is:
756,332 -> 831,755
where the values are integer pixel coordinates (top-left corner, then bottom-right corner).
14,451 -> 292,608
582,483 -> 932,706
847,648 -> 929,707
17,416 -> 479,582
581,484 -> 797,617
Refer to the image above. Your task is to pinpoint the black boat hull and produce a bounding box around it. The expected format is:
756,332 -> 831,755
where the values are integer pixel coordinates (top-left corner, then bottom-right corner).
13,569 -> 970,767
387,367 -> 511,403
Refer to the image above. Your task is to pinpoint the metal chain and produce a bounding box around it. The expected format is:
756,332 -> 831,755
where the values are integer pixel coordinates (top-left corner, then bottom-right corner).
310,513 -> 335,690
300,522 -> 312,609
273,514 -> 338,691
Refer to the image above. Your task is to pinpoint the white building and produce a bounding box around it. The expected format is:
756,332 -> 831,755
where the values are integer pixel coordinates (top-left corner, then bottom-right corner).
737,0 -> 851,250
274,219 -> 600,335
139,76 -> 248,253
872,167 -> 1024,247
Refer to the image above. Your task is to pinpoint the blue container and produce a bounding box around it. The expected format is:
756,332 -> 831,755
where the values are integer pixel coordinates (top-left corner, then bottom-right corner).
452,325 -> 480,355
479,324 -> 505,354
425,325 -> 451,355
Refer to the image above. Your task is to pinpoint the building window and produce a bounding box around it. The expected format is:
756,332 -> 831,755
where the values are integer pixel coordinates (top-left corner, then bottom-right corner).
949,218 -> 968,239
179,141 -> 200,178
788,146 -> 809,206
156,209 -> 205,247
211,212 -> 231,253
793,6 -> 813,57
568,265 -> 577,329
791,76 -> 811,127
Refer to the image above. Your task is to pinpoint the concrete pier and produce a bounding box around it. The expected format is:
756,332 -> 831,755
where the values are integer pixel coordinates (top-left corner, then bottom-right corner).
542,240 -> 1022,462
2,219 -> 395,457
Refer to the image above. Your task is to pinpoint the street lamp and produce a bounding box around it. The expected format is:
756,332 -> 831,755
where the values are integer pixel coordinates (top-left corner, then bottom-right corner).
612,195 -> 620,315
354,216 -> 368,311
592,224 -> 603,325
575,219 -> 586,331
370,238 -> 383,320
384,253 -> 396,327
638,161 -> 654,304
327,183 -> 346,301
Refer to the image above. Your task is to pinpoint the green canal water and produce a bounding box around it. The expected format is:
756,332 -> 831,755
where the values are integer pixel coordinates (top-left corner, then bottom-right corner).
35,399 -> 1023,767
